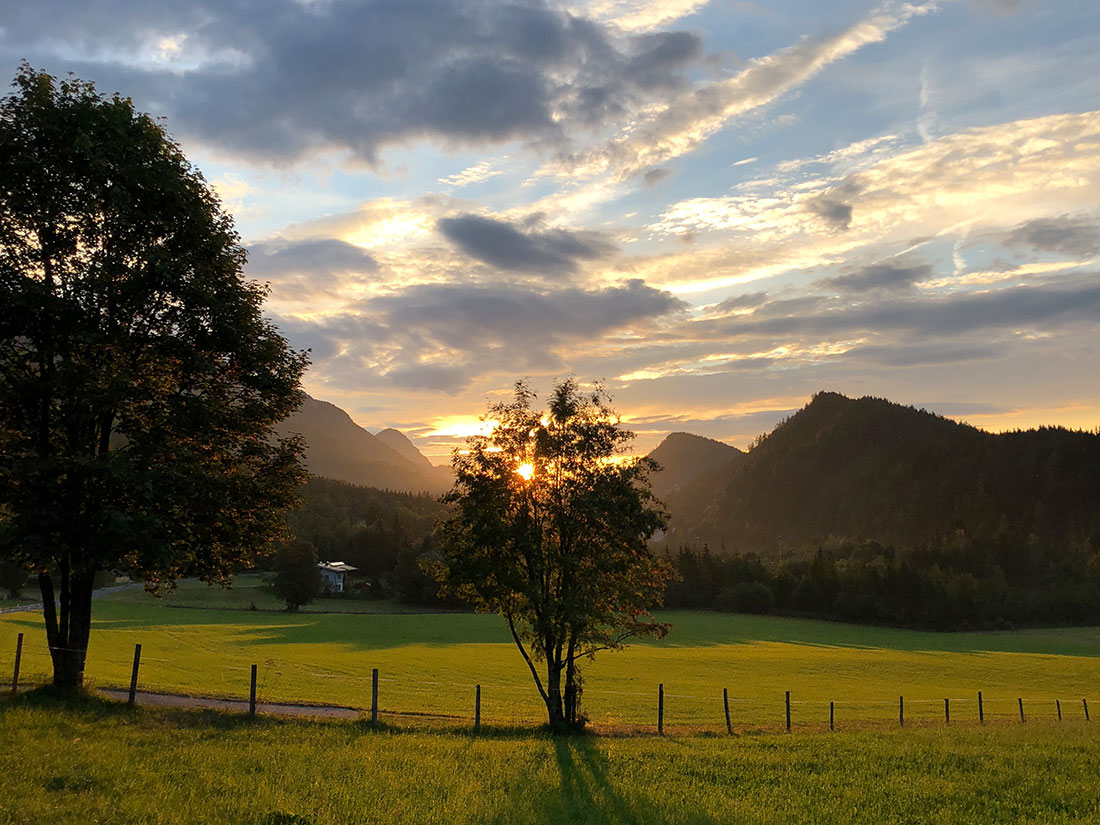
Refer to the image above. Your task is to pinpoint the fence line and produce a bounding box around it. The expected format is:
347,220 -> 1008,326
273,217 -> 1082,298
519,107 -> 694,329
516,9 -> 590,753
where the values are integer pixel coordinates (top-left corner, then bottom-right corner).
5,634 -> 1096,735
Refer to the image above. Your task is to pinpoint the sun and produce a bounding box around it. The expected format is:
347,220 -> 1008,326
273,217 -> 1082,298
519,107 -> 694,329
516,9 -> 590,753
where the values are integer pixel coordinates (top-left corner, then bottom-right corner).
515,462 -> 535,481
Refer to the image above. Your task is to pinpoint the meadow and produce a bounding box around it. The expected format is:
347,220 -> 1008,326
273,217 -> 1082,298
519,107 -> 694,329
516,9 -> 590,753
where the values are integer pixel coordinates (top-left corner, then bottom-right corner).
1,693 -> 1098,825
2,577 -> 1099,733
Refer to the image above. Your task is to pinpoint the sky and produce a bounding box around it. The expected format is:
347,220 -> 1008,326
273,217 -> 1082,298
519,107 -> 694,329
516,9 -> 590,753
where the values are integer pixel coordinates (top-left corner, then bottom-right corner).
4,0 -> 1099,461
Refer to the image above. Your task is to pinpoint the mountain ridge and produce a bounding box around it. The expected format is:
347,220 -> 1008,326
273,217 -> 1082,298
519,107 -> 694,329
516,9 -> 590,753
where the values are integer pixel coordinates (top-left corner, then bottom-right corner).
656,391 -> 1100,554
275,395 -> 451,494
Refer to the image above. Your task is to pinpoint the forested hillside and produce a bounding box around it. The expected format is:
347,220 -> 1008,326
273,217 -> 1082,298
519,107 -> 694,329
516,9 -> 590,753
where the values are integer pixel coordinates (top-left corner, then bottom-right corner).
647,432 -> 742,501
664,392 -> 1100,554
283,477 -> 453,604
656,392 -> 1100,629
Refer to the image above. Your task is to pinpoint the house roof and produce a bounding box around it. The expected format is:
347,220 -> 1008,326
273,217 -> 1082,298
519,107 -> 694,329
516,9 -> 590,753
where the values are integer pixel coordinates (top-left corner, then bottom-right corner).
317,561 -> 357,573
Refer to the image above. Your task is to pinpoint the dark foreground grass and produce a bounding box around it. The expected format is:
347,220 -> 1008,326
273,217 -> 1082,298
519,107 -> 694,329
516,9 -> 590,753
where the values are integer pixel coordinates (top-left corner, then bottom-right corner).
2,691 -> 1099,825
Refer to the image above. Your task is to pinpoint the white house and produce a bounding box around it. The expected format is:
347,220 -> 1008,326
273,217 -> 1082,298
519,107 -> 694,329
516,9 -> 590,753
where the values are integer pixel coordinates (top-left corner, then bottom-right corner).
317,561 -> 356,594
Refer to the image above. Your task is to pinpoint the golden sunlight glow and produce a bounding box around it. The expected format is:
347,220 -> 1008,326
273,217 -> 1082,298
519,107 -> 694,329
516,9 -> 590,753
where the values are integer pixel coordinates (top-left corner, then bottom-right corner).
426,416 -> 500,438
516,462 -> 535,481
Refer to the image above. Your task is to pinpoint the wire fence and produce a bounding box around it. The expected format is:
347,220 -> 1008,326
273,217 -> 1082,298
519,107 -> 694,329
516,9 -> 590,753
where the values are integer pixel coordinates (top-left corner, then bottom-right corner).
5,631 -> 1095,735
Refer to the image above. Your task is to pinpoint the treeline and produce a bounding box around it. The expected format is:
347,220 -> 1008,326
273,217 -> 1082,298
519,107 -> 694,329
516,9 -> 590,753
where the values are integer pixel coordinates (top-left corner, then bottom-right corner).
280,477 -> 459,606
664,530 -> 1100,630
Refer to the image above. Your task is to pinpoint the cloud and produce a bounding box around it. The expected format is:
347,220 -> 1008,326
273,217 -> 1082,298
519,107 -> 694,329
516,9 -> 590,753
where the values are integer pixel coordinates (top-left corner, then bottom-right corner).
550,0 -> 944,180
822,261 -> 933,293
1005,215 -> 1100,258
246,238 -> 378,300
249,238 -> 377,276
839,342 -> 1000,367
437,214 -> 616,276
695,277 -> 1100,341
643,109 -> 1100,295
711,291 -> 769,314
643,168 -> 671,187
277,278 -> 686,392
437,160 -> 505,188
578,0 -> 713,32
804,194 -> 855,232
5,0 -> 704,165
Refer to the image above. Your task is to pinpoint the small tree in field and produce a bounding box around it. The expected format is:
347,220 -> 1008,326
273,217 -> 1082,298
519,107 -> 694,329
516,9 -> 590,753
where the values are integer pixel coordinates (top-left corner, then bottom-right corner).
273,541 -> 322,612
436,380 -> 672,731
0,66 -> 308,689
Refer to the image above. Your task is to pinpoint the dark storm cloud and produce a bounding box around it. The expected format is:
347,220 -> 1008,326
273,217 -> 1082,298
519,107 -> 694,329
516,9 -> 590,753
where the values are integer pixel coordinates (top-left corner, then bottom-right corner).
2,0 -> 703,164
821,261 -> 933,293
1005,215 -> 1100,258
437,214 -> 616,276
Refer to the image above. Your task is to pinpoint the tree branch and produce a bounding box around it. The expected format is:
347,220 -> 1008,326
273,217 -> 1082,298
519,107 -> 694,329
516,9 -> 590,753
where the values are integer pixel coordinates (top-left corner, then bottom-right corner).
505,611 -> 548,703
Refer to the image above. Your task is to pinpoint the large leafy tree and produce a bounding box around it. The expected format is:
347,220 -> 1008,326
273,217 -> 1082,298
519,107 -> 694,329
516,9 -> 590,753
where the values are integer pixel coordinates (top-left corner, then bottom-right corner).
436,380 -> 672,731
0,66 -> 308,689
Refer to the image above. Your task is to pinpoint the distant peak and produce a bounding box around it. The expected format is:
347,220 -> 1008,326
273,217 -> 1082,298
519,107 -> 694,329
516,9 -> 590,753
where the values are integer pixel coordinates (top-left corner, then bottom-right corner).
655,431 -> 737,450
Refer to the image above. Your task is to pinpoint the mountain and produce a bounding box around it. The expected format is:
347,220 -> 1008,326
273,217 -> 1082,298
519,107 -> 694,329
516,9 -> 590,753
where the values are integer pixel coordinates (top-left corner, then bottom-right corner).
376,427 -> 437,471
276,395 -> 451,494
647,432 -> 742,501
662,391 -> 1100,555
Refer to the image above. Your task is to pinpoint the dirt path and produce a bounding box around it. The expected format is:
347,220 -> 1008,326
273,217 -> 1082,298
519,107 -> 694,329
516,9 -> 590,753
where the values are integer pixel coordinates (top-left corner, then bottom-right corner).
97,688 -> 362,719
1,582 -> 141,615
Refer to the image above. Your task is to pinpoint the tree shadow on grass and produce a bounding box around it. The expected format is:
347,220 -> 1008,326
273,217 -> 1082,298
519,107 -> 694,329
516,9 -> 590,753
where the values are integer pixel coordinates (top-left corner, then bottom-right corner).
485,735 -> 720,825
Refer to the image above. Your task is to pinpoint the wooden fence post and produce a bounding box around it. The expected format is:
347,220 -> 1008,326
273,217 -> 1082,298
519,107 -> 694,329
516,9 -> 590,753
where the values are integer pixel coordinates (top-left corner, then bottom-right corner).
11,633 -> 23,695
1084,699 -> 1090,722
785,691 -> 791,733
249,664 -> 257,717
899,695 -> 904,727
658,683 -> 664,735
1018,698 -> 1025,723
829,701 -> 834,731
978,691 -> 984,725
127,644 -> 142,707
944,698 -> 950,726
475,684 -> 481,732
371,668 -> 379,726
723,688 -> 731,734
1056,699 -> 1062,721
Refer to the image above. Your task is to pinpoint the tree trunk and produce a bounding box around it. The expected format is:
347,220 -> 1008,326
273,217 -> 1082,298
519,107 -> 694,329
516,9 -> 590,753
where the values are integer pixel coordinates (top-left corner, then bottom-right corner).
40,569 -> 95,691
545,661 -> 566,730
564,636 -> 578,726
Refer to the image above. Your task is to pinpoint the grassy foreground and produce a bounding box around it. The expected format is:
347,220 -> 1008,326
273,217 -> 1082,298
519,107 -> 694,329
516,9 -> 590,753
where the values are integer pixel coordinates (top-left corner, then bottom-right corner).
2,693 -> 1099,825
2,588 -> 1099,731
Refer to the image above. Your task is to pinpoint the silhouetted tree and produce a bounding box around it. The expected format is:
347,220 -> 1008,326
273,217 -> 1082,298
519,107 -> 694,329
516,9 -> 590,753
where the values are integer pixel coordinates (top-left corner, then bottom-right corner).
435,380 -> 671,731
0,66 -> 307,689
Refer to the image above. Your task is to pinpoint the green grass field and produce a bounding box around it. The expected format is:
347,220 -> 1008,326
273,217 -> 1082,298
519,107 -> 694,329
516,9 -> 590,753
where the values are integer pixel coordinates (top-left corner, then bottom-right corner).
2,581 -> 1099,732
1,694 -> 1098,825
